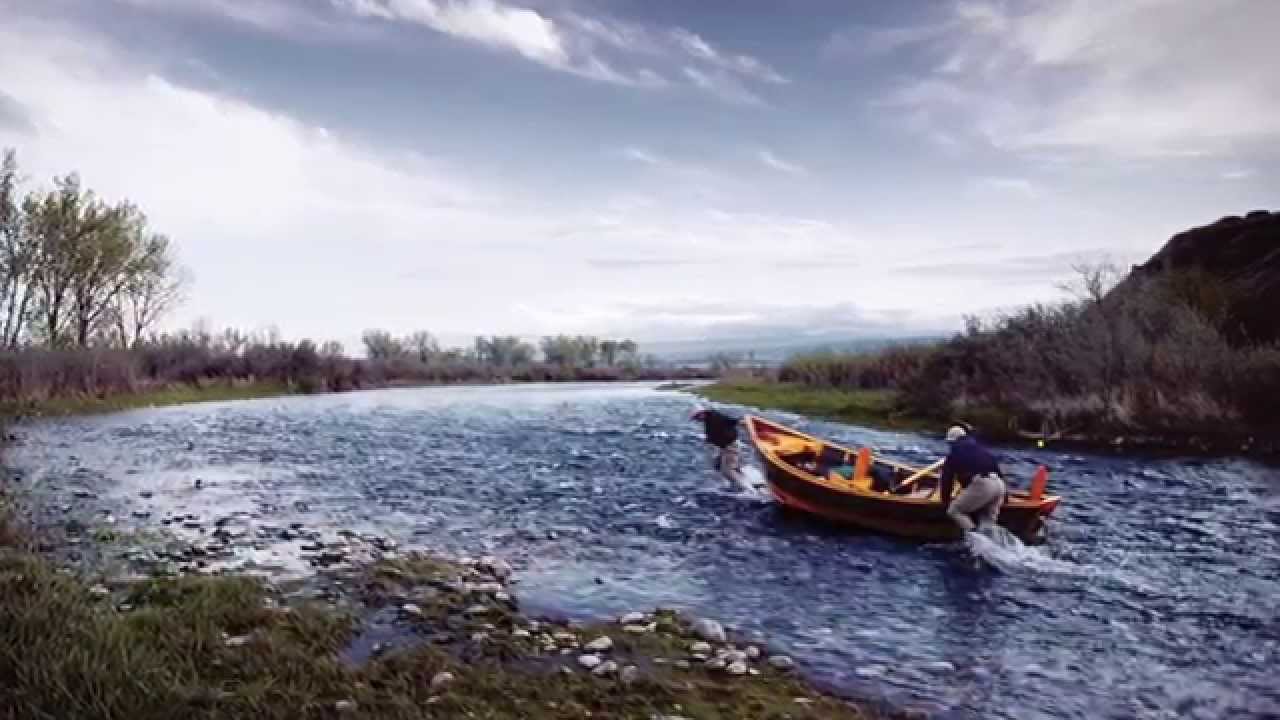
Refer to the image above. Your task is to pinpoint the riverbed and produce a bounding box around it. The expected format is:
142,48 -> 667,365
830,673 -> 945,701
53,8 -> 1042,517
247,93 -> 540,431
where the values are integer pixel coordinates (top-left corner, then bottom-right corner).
7,382 -> 1279,719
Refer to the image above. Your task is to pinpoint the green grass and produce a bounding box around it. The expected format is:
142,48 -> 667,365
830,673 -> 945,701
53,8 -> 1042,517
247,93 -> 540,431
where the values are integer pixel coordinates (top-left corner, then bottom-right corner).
694,381 -> 935,433
3,381 -> 295,418
0,511 -> 882,720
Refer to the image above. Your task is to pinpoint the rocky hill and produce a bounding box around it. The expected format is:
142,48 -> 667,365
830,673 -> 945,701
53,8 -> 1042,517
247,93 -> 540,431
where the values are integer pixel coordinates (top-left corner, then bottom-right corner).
1131,210 -> 1280,344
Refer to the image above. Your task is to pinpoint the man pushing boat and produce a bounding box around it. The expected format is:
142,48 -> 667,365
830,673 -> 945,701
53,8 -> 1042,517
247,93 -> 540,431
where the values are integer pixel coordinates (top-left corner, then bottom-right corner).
940,425 -> 1006,533
690,406 -> 747,489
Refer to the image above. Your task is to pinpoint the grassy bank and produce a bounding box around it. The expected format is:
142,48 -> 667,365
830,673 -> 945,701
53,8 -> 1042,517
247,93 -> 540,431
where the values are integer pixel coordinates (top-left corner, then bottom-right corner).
695,382 -> 933,434
0,501 -> 885,720
2,380 -> 296,418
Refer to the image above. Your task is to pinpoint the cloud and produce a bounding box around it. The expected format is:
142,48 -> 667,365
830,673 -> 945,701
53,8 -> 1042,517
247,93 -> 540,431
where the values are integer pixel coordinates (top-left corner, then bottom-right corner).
970,176 -> 1040,198
330,1 -> 777,99
757,149 -> 807,176
682,66 -> 763,106
620,146 -> 661,165
0,92 -> 36,135
1220,168 -> 1256,180
861,0 -> 1280,158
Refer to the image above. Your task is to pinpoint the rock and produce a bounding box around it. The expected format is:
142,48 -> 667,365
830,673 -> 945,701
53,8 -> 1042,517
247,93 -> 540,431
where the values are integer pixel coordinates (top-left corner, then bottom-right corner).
401,603 -> 424,617
578,654 -> 602,670
468,581 -> 504,594
726,650 -> 748,663
922,661 -> 956,673
293,501 -> 309,512
553,631 -> 578,646
705,658 -> 727,670
619,611 -> 646,625
675,660 -> 691,670
584,636 -> 613,652
592,660 -> 618,677
463,604 -> 490,616
89,584 -> 110,598
748,668 -> 760,676
334,699 -> 357,713
691,618 -> 726,643
477,555 -> 513,580
690,653 -> 708,662
470,632 -> 489,643
620,665 -> 640,686
689,641 -> 712,655
430,671 -> 455,691
726,660 -> 748,676
623,624 -> 649,634
139,491 -> 153,499
512,628 -> 531,638
746,646 -> 761,660
768,655 -> 796,671
494,592 -> 511,603
225,635 -> 251,648
73,490 -> 96,499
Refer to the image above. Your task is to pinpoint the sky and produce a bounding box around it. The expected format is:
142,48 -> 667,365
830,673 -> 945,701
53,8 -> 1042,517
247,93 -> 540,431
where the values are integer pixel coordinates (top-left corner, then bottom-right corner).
0,0 -> 1276,350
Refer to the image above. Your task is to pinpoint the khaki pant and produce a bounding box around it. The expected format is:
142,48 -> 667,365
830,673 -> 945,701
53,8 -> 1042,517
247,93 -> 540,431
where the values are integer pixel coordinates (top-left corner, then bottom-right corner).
710,443 -> 742,484
947,473 -> 1006,531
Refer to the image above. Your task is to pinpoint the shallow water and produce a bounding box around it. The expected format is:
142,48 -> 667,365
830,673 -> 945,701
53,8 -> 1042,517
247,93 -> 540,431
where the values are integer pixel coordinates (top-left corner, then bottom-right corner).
8,383 -> 1280,719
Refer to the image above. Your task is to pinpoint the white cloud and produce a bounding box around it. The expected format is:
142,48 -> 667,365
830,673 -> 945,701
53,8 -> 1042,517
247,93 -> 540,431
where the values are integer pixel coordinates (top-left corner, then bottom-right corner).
864,0 -> 1280,158
669,29 -> 788,84
682,66 -> 763,106
757,149 -> 807,176
1220,168 -> 1256,181
621,146 -> 661,165
971,176 -> 1040,198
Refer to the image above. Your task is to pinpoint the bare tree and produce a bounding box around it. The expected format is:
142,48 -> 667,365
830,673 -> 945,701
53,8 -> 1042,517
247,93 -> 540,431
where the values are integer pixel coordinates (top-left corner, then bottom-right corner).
0,148 -> 37,347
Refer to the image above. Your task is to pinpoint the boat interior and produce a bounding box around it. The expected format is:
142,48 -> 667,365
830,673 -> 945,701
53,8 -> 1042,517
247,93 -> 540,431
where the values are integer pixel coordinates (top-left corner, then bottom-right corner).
756,431 -> 941,500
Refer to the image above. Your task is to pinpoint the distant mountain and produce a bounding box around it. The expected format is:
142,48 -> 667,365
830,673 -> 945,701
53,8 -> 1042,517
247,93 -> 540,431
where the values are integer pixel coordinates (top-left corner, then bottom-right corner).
646,333 -> 941,364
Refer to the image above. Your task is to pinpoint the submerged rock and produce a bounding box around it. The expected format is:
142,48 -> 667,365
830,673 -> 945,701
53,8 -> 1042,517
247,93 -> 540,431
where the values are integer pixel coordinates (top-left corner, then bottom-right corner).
768,655 -> 796,671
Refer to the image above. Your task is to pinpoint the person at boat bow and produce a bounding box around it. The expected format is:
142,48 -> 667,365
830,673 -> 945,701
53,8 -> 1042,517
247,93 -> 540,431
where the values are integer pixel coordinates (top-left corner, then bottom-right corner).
940,425 -> 1006,533
690,406 -> 744,487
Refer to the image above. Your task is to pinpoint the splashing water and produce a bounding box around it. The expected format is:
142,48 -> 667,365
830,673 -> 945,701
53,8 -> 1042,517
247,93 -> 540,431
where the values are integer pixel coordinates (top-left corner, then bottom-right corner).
966,525 -> 1070,575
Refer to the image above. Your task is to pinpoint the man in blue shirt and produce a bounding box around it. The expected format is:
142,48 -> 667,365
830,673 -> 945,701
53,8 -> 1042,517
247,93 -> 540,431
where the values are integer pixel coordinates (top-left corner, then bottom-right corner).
690,406 -> 744,487
939,425 -> 1006,532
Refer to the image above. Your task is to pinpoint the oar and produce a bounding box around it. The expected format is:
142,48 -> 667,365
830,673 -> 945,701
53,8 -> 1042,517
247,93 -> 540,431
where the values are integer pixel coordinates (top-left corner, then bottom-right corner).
893,459 -> 945,494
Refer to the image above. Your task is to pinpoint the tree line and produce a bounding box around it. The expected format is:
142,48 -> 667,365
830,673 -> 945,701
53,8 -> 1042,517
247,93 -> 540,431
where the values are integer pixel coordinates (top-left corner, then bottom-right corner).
361,330 -> 649,369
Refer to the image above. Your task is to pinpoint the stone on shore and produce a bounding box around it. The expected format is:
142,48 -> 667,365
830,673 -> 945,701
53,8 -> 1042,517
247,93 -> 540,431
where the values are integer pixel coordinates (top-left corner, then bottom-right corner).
692,618 -> 726,643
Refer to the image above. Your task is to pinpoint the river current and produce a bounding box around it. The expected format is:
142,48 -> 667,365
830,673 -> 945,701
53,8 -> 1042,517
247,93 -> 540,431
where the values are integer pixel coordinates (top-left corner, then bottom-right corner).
8,383 -> 1279,719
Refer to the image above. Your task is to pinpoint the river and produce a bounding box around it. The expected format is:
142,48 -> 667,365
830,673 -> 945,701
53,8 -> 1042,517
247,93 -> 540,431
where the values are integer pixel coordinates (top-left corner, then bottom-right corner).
7,382 -> 1279,719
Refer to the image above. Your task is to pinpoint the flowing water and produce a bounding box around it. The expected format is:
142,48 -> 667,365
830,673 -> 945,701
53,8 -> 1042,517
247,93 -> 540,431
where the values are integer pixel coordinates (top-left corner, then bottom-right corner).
7,383 -> 1280,719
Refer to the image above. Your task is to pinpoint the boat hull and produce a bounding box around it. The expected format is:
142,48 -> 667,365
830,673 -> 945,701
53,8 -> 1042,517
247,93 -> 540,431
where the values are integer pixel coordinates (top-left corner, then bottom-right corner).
746,415 -> 1060,544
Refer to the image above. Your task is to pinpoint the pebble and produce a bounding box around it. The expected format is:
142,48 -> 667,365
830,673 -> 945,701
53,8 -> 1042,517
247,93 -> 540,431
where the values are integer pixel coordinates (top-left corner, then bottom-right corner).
470,632 -> 489,643
430,671 -> 455,691
592,660 -> 618,677
922,661 -> 956,673
494,591 -> 511,603
578,654 -> 602,670
726,660 -> 748,676
676,660 -> 691,670
692,618 -> 727,643
620,665 -> 640,685
619,611 -> 647,625
585,636 -> 613,652
512,628 -> 531,638
689,641 -> 712,655
225,635 -> 251,648
478,555 -> 513,581
768,655 -> 796,671
705,658 -> 727,670
726,650 -> 747,663
89,584 -> 110,598
334,700 -> 357,713
463,604 -> 490,616
401,603 -> 424,617
746,646 -> 761,660
623,624 -> 649,634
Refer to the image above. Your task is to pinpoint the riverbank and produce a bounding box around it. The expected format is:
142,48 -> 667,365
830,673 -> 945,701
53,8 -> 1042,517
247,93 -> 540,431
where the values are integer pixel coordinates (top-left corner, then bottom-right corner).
695,380 -> 1280,458
0,498 -> 884,720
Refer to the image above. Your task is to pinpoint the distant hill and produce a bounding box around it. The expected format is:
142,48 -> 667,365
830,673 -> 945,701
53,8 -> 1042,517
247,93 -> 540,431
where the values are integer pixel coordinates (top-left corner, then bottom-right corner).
647,334 -> 941,364
1128,209 -> 1280,344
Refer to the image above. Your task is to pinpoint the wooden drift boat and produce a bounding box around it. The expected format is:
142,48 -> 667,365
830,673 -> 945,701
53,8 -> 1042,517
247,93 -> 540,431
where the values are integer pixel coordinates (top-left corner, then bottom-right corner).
745,415 -> 1061,544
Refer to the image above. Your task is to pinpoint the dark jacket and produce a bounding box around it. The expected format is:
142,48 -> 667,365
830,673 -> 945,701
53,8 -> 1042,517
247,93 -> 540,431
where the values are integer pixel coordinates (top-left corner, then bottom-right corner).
701,409 -> 740,449
940,436 -> 1002,505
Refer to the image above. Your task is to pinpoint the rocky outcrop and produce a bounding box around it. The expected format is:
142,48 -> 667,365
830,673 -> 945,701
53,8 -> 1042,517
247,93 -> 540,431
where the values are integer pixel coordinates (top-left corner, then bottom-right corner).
1131,210 -> 1280,344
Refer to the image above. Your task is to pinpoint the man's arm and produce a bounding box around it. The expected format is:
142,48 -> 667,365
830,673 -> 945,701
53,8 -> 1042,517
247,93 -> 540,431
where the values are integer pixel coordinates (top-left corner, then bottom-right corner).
939,457 -> 956,506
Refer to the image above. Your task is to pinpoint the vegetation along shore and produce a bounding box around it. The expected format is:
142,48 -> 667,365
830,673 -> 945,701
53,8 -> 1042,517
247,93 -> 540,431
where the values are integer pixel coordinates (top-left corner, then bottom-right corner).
701,211 -> 1280,458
